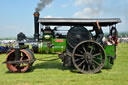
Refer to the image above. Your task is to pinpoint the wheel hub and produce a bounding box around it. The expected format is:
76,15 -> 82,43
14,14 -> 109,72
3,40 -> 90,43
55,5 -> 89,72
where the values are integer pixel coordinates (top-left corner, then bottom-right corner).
84,52 -> 93,65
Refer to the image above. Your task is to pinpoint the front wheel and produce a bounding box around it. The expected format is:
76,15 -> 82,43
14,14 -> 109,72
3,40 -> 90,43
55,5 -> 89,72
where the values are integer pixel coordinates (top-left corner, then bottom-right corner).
6,49 -> 35,73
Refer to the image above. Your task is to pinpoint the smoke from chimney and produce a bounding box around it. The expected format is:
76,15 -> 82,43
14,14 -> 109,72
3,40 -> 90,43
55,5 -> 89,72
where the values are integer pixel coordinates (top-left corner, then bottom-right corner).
35,0 -> 53,12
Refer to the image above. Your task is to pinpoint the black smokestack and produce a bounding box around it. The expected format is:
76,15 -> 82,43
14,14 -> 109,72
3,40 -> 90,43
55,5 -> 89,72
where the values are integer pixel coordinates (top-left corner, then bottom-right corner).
34,0 -> 53,41
35,0 -> 53,12
34,12 -> 40,41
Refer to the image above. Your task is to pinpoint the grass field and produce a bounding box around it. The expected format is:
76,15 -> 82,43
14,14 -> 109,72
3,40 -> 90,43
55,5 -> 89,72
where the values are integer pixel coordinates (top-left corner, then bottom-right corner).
0,43 -> 128,85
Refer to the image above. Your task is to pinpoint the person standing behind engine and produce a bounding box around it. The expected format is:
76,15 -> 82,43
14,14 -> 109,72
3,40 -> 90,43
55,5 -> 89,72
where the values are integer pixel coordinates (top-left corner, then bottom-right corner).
106,35 -> 115,45
89,21 -> 104,43
112,33 -> 119,46
110,26 -> 119,46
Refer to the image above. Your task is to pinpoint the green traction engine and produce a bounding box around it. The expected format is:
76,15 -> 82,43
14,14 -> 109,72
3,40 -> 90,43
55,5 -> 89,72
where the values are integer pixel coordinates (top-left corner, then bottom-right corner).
4,12 -> 121,73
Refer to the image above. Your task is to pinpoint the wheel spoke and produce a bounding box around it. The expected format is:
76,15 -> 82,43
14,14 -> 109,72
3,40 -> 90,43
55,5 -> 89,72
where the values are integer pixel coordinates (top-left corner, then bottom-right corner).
93,57 -> 101,60
78,60 -> 85,67
75,58 -> 81,62
92,60 -> 100,66
90,48 -> 93,54
82,45 -> 86,53
92,64 -> 96,70
78,50 -> 84,54
14,65 -> 18,68
20,56 -> 24,60
74,54 -> 83,57
92,53 -> 101,58
75,57 -> 84,61
82,64 -> 85,70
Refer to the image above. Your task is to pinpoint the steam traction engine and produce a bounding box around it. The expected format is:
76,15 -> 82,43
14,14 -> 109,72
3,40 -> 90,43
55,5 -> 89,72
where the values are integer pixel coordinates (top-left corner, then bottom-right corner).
4,12 -> 121,73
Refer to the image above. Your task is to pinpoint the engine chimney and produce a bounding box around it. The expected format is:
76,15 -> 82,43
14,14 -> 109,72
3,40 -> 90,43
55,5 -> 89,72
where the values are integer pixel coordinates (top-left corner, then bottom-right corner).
34,12 -> 40,41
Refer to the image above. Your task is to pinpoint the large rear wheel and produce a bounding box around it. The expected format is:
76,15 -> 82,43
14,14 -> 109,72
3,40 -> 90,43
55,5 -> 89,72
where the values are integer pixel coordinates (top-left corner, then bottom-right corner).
72,41 -> 105,73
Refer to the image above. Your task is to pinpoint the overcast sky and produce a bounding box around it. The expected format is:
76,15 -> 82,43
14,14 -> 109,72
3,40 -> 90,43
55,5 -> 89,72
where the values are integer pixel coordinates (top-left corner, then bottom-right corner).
0,0 -> 127,38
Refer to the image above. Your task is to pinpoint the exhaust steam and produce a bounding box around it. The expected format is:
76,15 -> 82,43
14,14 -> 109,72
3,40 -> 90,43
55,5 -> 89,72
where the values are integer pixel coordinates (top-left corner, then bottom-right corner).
35,0 -> 53,12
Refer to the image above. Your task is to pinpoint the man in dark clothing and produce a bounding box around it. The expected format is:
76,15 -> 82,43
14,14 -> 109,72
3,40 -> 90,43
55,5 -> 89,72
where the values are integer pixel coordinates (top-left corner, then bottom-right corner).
89,21 -> 104,42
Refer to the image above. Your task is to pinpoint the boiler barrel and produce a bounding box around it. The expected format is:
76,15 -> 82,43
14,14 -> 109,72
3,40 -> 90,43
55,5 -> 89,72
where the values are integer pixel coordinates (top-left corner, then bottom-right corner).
32,39 -> 66,54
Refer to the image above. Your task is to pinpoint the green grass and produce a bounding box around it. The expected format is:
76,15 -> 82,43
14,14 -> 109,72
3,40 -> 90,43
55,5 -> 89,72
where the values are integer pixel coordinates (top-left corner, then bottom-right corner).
0,43 -> 128,85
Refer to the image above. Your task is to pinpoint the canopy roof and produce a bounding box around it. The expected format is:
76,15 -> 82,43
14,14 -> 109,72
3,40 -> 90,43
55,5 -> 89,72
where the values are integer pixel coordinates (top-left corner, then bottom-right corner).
39,18 -> 121,26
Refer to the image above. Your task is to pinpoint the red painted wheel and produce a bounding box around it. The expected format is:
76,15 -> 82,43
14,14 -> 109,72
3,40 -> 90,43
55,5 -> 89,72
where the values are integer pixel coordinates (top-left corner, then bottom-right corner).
6,49 -> 32,73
